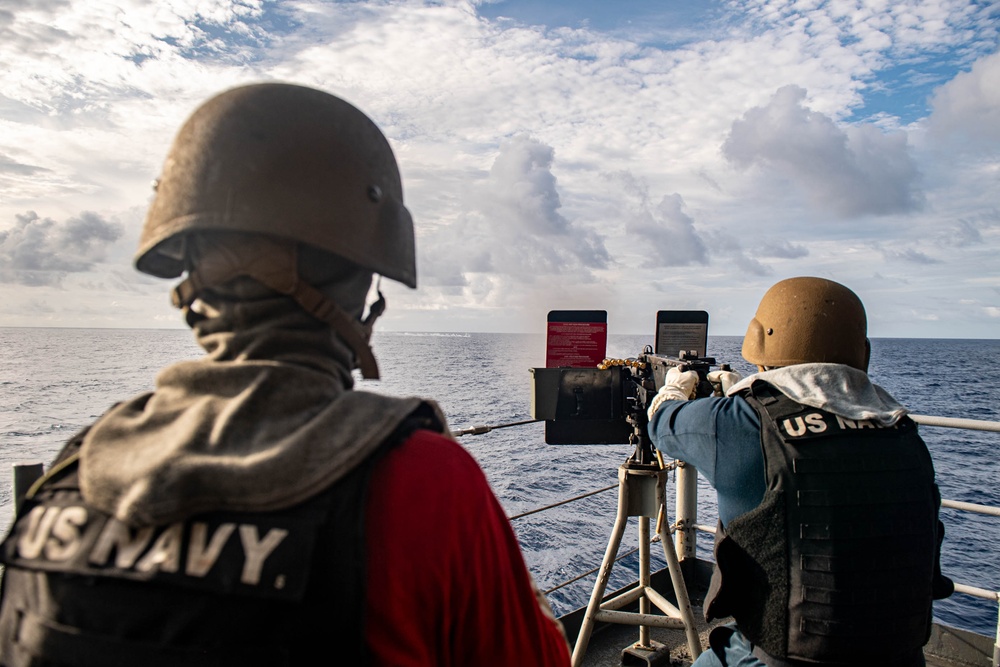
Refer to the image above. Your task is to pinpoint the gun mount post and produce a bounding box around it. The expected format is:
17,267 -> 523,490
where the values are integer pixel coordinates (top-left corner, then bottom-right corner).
570,423 -> 703,667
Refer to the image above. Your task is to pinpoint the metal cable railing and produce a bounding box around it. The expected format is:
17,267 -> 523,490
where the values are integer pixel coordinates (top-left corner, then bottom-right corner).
508,484 -> 617,521
543,545 -> 640,596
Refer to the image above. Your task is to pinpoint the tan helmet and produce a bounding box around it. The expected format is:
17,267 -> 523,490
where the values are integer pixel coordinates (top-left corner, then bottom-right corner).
135,83 -> 415,379
741,277 -> 870,371
135,82 -> 416,288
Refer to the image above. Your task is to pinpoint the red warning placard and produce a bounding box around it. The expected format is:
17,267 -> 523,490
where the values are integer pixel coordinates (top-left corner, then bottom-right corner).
545,311 -> 608,368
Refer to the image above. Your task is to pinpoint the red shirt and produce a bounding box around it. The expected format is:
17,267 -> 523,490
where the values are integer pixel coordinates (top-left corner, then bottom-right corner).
365,430 -> 570,666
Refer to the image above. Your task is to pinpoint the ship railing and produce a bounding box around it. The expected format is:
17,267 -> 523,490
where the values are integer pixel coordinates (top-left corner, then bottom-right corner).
499,413 -> 1000,667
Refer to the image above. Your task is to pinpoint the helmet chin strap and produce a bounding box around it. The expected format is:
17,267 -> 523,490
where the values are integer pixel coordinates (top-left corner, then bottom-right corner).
362,276 -> 386,333
171,236 -> 383,379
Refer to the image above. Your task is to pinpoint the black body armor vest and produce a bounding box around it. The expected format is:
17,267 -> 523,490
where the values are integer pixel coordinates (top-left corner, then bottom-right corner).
0,412 -> 435,667
704,381 -> 952,667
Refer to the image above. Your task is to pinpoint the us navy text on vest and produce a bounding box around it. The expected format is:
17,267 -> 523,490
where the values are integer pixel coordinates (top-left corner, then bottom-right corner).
778,411 -> 899,438
17,504 -> 287,586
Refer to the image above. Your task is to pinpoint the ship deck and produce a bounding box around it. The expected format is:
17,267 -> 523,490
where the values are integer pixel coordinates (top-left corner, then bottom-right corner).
561,561 -> 996,667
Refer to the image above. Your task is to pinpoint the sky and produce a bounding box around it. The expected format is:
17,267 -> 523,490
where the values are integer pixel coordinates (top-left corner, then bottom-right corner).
0,0 -> 998,338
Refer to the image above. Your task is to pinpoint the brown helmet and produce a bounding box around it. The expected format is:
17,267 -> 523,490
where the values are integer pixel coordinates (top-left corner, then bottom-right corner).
135,82 -> 415,288
741,277 -> 870,371
135,83 -> 414,379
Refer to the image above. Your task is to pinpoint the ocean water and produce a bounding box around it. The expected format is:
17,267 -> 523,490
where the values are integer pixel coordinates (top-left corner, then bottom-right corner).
0,327 -> 998,638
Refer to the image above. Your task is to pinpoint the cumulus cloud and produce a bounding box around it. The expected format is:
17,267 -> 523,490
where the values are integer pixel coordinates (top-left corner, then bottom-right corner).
420,134 -> 609,288
700,229 -> 772,277
622,189 -> 708,269
927,49 -> 1000,144
0,211 -> 123,285
612,172 -> 806,275
610,169 -> 808,277
723,85 -> 924,218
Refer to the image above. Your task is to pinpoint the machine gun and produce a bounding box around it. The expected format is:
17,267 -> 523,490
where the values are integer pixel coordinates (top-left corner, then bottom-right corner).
530,345 -> 730,463
617,348 -> 723,405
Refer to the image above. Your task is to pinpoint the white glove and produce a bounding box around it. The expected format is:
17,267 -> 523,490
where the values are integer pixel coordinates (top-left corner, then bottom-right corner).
647,367 -> 698,420
707,370 -> 743,396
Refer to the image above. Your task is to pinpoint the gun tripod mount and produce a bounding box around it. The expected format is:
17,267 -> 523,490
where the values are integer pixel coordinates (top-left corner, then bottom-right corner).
570,429 -> 703,667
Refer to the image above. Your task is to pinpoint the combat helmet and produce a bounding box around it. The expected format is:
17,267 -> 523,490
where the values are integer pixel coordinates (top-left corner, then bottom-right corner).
135,83 -> 416,379
741,277 -> 870,372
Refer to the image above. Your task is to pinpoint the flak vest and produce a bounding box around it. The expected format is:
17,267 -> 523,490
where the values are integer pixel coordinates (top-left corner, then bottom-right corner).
0,411 -> 439,667
704,380 -> 953,667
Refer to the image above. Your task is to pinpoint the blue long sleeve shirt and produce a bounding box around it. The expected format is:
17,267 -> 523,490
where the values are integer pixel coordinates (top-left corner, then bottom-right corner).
647,396 -> 765,527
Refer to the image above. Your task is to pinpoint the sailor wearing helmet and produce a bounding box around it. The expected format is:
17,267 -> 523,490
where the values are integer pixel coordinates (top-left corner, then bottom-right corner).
0,83 -> 570,667
648,277 -> 953,667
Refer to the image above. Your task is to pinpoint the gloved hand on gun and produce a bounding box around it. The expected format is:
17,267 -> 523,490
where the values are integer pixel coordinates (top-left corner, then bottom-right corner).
647,367 -> 743,420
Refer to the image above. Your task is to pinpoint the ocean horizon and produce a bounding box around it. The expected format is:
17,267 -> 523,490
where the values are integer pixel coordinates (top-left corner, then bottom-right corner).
1,327 -> 998,637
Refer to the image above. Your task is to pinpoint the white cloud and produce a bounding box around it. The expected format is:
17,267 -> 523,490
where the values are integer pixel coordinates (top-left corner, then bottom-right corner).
927,49 -> 1000,145
723,85 -> 923,218
421,134 -> 609,289
734,0 -> 996,61
0,0 -> 996,337
755,239 -> 809,259
0,152 -> 47,176
616,174 -> 708,268
880,246 -> 941,265
701,229 -> 772,277
0,210 -> 123,285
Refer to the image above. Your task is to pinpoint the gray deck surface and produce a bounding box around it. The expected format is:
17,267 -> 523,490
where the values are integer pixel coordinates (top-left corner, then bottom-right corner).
577,616 -> 994,667
570,570 -> 995,667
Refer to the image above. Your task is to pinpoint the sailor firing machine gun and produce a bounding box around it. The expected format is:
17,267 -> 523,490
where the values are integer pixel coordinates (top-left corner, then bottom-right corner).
530,309 -> 735,464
